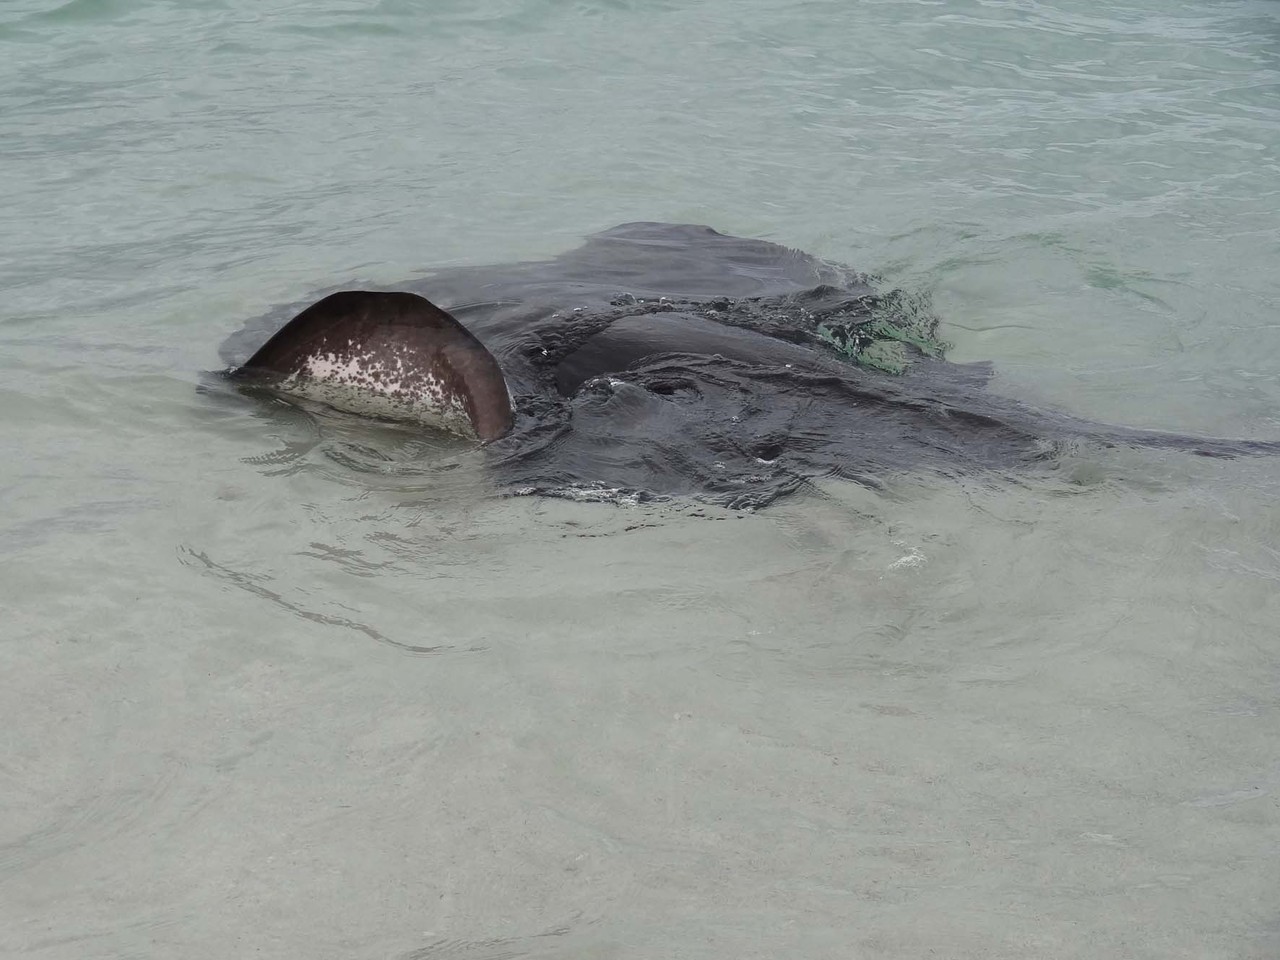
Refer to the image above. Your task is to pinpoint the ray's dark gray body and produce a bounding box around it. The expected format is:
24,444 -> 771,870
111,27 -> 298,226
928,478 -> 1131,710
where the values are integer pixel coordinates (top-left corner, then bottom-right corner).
222,222 -> 1275,507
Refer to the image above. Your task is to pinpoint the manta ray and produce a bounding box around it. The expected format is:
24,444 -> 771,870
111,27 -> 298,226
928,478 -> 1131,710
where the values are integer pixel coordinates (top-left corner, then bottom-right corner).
220,222 -> 1276,507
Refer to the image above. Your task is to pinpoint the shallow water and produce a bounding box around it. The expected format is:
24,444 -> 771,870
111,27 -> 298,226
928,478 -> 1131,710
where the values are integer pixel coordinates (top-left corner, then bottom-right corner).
3,0 -> 1280,957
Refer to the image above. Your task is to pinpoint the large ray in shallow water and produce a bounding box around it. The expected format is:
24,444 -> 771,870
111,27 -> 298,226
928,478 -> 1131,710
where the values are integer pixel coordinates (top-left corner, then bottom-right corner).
221,222 -> 1277,508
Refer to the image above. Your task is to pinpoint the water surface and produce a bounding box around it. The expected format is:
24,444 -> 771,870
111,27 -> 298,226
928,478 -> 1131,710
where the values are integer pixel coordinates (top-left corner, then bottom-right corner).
2,1 -> 1279,957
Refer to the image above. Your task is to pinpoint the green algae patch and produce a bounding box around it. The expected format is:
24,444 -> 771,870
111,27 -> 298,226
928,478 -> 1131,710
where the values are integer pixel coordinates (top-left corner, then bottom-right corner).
813,288 -> 950,374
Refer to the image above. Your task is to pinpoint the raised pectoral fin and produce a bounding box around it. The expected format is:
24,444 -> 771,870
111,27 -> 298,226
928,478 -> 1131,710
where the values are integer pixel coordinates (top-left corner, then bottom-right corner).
239,291 -> 513,441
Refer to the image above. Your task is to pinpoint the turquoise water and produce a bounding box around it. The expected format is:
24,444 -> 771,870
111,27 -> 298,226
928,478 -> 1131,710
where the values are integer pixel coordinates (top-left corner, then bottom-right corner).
3,1 -> 1280,957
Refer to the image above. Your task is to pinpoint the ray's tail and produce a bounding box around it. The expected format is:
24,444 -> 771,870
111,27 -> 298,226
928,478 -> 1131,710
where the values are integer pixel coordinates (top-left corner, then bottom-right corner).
1090,424 -> 1280,460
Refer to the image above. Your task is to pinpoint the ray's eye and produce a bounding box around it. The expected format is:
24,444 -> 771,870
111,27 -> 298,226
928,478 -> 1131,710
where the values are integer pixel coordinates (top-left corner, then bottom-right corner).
751,441 -> 784,462
522,343 -> 552,362
646,378 -> 700,400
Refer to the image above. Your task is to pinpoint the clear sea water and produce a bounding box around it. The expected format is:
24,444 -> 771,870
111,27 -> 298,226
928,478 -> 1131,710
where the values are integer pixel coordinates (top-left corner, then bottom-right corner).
3,1 -> 1280,957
